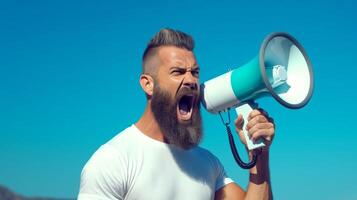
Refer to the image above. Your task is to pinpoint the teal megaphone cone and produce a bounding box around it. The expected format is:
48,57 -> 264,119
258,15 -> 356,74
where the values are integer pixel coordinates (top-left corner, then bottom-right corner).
230,56 -> 268,102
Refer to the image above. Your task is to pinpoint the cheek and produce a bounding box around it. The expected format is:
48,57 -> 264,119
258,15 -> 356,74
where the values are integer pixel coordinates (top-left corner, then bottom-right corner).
160,79 -> 182,92
154,84 -> 177,103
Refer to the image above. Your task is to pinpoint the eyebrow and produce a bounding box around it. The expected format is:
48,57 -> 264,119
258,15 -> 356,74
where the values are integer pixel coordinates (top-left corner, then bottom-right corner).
169,66 -> 200,71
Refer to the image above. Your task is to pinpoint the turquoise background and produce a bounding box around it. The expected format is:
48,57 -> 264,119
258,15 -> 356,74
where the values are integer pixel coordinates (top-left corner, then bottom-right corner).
1,0 -> 356,199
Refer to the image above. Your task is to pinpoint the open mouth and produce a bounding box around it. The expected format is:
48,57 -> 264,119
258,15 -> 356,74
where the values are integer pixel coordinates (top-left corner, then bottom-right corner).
177,95 -> 195,121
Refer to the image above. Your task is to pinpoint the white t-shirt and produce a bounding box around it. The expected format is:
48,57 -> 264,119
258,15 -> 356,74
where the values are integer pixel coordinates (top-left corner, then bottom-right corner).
78,125 -> 233,200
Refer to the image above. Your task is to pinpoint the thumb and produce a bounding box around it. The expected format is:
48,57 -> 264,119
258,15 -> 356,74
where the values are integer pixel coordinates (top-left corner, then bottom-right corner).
234,114 -> 244,131
234,114 -> 247,145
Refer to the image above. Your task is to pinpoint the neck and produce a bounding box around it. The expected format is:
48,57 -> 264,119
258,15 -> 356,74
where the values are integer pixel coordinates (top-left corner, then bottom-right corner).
135,103 -> 165,142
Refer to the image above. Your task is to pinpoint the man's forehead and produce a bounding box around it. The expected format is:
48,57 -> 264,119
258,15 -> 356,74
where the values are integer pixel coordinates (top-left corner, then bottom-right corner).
157,46 -> 197,67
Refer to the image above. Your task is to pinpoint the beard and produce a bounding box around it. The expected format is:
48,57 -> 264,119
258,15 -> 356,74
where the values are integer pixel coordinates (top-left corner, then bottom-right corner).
151,83 -> 203,150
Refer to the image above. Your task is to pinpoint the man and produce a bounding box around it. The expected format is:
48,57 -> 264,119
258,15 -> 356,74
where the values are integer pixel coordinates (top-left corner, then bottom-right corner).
78,28 -> 275,200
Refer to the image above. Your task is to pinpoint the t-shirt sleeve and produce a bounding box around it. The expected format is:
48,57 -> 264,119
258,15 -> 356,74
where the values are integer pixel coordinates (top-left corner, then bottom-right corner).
213,155 -> 234,191
78,145 -> 126,200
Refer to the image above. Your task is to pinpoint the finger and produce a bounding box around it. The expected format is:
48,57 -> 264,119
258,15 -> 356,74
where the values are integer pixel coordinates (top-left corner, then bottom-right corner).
248,122 -> 274,135
248,108 -> 271,121
250,127 -> 275,142
247,122 -> 274,138
251,129 -> 274,143
248,109 -> 262,121
234,115 -> 247,145
246,115 -> 269,130
256,108 -> 275,124
234,114 -> 244,131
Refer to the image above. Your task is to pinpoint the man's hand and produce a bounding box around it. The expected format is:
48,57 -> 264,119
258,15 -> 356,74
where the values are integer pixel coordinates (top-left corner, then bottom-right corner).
234,108 -> 275,152
215,107 -> 275,200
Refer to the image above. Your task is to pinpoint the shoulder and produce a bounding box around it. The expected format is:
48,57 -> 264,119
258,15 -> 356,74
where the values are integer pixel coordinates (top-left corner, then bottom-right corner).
80,124 -> 142,176
81,125 -> 139,175
80,143 -> 124,186
79,126 -> 138,197
79,143 -> 127,199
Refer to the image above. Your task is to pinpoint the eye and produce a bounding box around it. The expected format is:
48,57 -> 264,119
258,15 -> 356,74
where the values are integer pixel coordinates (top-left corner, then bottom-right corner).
192,69 -> 199,77
171,68 -> 186,75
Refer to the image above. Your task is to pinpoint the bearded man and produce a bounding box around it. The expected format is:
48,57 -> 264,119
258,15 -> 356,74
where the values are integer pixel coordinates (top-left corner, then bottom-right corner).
78,28 -> 275,200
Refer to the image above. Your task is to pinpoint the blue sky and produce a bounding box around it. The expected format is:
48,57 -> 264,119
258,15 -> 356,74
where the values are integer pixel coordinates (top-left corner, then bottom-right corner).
0,0 -> 356,199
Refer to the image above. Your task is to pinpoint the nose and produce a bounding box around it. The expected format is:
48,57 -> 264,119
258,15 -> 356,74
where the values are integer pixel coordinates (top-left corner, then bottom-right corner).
183,71 -> 198,90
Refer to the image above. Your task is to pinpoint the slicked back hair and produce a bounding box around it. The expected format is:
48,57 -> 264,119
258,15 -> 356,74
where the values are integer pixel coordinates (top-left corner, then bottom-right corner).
142,28 -> 195,75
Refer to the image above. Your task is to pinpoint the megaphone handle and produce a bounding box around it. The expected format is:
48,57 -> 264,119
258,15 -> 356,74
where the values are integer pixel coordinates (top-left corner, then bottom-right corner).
235,102 -> 266,150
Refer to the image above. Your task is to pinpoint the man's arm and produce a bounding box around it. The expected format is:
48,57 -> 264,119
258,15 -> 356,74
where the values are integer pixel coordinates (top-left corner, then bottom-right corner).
215,109 -> 274,200
245,149 -> 272,200
215,151 -> 272,200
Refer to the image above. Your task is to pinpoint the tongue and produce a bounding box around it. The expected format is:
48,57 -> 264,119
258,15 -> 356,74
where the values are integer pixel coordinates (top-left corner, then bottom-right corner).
179,103 -> 189,115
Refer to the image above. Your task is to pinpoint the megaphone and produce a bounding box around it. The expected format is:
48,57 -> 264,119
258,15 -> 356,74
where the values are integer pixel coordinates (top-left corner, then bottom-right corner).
201,32 -> 314,169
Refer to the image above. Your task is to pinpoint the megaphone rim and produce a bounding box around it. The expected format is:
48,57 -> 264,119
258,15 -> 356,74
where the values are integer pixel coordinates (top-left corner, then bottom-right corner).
259,32 -> 314,109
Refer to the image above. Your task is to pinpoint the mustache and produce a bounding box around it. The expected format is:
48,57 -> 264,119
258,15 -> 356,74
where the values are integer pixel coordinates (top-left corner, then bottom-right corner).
175,87 -> 200,103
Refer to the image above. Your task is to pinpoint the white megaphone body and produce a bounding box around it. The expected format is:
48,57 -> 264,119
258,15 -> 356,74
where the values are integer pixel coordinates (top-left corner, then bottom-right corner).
201,32 -> 314,169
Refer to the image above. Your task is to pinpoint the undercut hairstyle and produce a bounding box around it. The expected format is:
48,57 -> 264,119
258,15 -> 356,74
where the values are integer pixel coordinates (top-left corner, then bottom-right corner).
142,28 -> 195,76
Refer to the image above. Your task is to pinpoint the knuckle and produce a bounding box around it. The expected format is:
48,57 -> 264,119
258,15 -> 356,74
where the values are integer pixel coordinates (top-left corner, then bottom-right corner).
247,129 -> 253,137
260,115 -> 268,122
269,127 -> 275,134
246,121 -> 253,130
257,123 -> 265,129
248,128 -> 255,137
269,122 -> 274,129
254,116 -> 261,123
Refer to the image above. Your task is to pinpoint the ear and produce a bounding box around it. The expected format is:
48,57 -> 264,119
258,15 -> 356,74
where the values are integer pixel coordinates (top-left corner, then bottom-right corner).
140,74 -> 154,96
